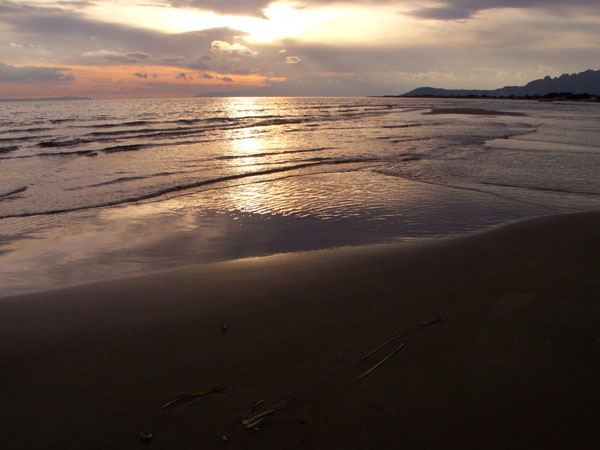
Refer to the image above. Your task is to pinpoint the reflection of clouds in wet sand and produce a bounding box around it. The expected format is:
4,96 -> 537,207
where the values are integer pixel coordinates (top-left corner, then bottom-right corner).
424,108 -> 527,116
0,204 -> 231,295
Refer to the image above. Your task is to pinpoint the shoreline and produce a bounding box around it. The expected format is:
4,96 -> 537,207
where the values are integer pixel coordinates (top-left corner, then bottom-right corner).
378,94 -> 600,103
0,207 -> 586,300
1,210 -> 599,449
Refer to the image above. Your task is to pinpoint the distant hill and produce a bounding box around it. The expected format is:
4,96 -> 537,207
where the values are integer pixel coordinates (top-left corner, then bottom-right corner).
401,69 -> 600,97
0,96 -> 91,102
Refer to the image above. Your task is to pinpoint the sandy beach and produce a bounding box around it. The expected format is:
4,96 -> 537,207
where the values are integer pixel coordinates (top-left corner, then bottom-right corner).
423,107 -> 528,116
1,211 -> 599,449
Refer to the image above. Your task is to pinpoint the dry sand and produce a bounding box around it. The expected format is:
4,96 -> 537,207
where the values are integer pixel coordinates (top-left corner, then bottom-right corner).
1,211 -> 599,449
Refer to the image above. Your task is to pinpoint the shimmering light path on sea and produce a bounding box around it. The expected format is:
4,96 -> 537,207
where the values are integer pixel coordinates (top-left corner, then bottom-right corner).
1,97 -> 599,295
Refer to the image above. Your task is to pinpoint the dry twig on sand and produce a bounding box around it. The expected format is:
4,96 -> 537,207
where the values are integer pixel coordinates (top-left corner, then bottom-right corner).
241,399 -> 293,429
358,318 -> 443,380
361,318 -> 443,362
161,387 -> 226,409
358,343 -> 406,380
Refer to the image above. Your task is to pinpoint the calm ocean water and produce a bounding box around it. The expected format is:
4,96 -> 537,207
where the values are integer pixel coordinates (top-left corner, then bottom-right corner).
1,97 -> 599,295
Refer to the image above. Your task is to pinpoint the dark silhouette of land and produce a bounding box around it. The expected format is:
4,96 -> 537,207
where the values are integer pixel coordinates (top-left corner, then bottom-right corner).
392,69 -> 600,101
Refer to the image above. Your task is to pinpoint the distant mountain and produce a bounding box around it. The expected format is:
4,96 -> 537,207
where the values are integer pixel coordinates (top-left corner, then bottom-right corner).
401,69 -> 600,97
0,96 -> 91,102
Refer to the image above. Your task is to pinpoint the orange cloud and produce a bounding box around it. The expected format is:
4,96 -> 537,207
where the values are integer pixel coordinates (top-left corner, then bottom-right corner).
0,63 -> 284,99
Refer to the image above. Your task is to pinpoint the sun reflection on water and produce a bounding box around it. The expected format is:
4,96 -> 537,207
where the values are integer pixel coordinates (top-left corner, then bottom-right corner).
219,97 -> 297,215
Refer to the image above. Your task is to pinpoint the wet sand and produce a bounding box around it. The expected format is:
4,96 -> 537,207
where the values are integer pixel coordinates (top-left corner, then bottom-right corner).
424,107 -> 528,116
1,211 -> 599,449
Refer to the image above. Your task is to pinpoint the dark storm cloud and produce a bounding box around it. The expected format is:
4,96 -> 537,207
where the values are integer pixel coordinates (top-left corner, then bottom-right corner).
0,61 -> 74,82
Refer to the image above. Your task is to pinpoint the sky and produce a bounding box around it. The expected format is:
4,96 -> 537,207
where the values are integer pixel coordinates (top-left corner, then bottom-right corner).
1,0 -> 599,98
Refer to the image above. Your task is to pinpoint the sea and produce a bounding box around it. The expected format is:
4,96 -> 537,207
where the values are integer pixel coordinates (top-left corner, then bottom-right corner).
1,97 -> 599,296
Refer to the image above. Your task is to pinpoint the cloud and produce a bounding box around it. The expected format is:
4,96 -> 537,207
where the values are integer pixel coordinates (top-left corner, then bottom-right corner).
159,55 -> 186,65
210,40 -> 257,56
392,70 -> 473,84
1,2 -> 262,77
83,50 -> 150,63
537,65 -> 560,77
176,72 -> 188,79
0,2 -> 243,66
134,72 -> 148,79
165,0 -> 600,20
0,61 -> 74,82
2,0 -> 600,97
408,6 -> 476,20
164,1 -> 418,18
199,75 -> 399,97
186,58 -> 210,70
167,0 -> 272,17
218,76 -> 233,82
406,0 -> 600,20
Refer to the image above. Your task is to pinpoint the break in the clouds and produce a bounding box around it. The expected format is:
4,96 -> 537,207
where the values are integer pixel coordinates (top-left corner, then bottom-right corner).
0,61 -> 74,82
1,0 -> 599,98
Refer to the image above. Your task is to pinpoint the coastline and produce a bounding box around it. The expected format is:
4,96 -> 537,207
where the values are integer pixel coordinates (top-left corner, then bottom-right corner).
380,94 -> 600,102
1,210 -> 599,449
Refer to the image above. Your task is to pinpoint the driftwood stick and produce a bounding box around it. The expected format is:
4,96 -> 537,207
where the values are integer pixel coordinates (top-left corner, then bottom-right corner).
358,343 -> 406,380
242,399 -> 265,421
161,387 -> 225,409
242,409 -> 277,428
419,318 -> 444,328
241,399 -> 292,429
361,330 -> 412,362
361,318 -> 443,361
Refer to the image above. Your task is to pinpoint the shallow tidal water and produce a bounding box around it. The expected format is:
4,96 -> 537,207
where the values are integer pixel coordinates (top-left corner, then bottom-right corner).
1,97 -> 599,296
